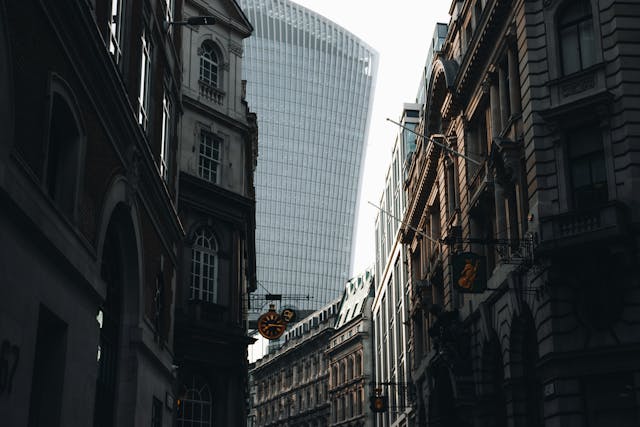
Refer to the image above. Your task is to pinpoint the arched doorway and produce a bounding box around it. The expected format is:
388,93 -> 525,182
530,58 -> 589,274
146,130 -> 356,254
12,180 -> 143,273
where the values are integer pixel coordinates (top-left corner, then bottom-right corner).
509,308 -> 542,427
94,204 -> 140,427
476,335 -> 507,427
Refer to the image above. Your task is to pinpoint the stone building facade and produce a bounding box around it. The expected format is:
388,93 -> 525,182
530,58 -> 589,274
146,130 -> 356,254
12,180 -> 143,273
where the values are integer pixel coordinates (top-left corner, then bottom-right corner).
0,0 -> 184,425
372,105 -> 418,427
173,0 -> 258,426
402,0 -> 640,426
250,301 -> 341,427
327,270 -> 375,427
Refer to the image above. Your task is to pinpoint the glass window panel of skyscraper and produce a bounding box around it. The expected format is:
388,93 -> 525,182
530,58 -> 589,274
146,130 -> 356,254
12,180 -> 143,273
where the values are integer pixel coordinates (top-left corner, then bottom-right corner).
239,0 -> 377,310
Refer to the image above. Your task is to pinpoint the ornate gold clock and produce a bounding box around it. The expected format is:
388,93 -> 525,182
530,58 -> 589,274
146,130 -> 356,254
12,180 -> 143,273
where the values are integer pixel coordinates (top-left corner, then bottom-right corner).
257,307 -> 286,340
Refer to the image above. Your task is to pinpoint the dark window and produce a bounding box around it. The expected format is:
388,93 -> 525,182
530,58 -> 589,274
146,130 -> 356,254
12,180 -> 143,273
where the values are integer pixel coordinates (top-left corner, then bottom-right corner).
190,228 -> 218,302
177,376 -> 212,426
47,93 -> 80,218
28,306 -> 67,427
567,126 -> 607,209
446,160 -> 457,216
474,1 -> 483,28
559,0 -> 596,75
151,397 -> 162,427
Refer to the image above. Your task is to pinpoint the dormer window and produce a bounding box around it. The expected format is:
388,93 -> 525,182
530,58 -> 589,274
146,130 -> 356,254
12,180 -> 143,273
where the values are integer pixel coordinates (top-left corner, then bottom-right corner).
558,0 -> 596,75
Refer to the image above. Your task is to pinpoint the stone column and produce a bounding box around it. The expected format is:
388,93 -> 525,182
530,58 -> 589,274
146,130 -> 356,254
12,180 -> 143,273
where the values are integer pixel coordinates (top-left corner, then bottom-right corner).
494,171 -> 507,244
499,66 -> 510,130
489,74 -> 501,139
508,48 -> 522,116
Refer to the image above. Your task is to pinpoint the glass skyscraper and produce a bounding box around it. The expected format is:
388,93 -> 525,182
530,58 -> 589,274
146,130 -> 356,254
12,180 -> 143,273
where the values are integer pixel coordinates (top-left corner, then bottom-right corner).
239,0 -> 377,311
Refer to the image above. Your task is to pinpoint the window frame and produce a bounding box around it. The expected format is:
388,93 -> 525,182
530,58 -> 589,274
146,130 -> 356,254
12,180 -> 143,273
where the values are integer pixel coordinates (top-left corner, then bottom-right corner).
564,125 -> 609,210
138,25 -> 152,131
558,0 -> 596,75
160,89 -> 172,181
199,41 -> 220,88
177,376 -> 213,427
108,0 -> 125,65
198,129 -> 222,184
43,73 -> 86,221
544,0 -> 602,80
190,228 -> 219,303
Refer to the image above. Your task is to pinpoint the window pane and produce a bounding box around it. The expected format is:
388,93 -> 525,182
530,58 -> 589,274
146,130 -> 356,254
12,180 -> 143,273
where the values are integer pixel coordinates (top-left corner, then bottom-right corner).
579,19 -> 596,68
590,156 -> 606,183
561,28 -> 580,75
571,159 -> 591,188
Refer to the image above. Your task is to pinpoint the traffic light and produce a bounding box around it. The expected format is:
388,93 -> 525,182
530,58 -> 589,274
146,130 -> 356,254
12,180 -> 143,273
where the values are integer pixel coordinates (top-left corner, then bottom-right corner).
369,388 -> 388,413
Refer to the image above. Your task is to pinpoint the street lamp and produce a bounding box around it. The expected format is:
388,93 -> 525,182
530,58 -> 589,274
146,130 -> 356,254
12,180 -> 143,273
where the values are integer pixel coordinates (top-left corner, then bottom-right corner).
164,15 -> 215,32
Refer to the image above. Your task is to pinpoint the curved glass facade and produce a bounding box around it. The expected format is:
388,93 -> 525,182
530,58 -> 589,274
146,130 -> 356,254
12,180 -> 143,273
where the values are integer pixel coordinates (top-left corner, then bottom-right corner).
239,0 -> 377,310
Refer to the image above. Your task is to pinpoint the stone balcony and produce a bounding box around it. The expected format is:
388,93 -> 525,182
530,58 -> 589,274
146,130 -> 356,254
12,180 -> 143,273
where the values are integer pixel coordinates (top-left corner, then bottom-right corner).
198,79 -> 225,105
538,202 -> 629,252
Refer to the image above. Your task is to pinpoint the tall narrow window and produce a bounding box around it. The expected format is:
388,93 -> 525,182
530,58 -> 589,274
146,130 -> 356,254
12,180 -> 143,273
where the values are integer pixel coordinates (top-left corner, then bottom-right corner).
46,92 -> 81,218
151,397 -> 162,427
160,91 -> 172,181
190,228 -> 218,303
198,130 -> 221,183
108,0 -> 124,64
163,0 -> 174,27
138,27 -> 152,130
558,0 -> 596,75
567,125 -> 607,209
446,159 -> 457,217
199,41 -> 219,88
177,376 -> 212,427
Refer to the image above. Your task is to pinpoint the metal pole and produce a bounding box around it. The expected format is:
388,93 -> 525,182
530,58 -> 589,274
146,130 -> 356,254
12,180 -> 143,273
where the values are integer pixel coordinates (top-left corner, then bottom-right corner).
367,201 -> 440,245
386,118 -> 482,166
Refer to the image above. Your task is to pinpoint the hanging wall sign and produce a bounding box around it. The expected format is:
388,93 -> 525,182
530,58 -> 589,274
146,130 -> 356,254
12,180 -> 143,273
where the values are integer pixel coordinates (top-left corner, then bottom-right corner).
452,252 -> 486,293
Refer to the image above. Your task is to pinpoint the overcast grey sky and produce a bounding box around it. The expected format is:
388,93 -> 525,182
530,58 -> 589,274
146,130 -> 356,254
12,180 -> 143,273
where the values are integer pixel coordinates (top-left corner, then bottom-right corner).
291,0 -> 452,274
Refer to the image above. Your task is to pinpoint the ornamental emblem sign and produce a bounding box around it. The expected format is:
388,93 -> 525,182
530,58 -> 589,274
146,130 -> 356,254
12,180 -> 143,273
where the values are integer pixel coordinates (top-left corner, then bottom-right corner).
452,252 -> 486,293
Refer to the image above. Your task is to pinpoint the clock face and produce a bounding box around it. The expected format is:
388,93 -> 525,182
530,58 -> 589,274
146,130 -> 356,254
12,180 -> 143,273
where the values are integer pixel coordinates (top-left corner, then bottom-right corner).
257,311 -> 286,340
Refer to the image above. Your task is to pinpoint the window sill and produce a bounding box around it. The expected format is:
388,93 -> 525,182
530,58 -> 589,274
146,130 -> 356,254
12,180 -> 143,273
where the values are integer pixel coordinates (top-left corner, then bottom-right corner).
545,63 -> 607,112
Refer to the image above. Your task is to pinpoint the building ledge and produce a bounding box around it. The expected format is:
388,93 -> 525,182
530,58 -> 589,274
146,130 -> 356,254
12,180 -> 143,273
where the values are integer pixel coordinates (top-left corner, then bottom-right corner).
538,202 -> 630,252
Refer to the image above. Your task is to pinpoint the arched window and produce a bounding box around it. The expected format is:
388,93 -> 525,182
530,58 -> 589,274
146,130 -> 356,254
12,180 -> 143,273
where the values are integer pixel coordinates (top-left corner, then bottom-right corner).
45,75 -> 85,220
46,93 -> 81,217
190,228 -> 218,303
199,41 -> 220,88
177,376 -> 212,427
558,0 -> 596,75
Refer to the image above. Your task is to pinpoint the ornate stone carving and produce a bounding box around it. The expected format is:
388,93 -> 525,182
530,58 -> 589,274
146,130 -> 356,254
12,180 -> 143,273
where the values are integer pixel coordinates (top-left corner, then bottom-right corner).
561,73 -> 596,97
229,41 -> 243,56
489,138 -> 521,185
